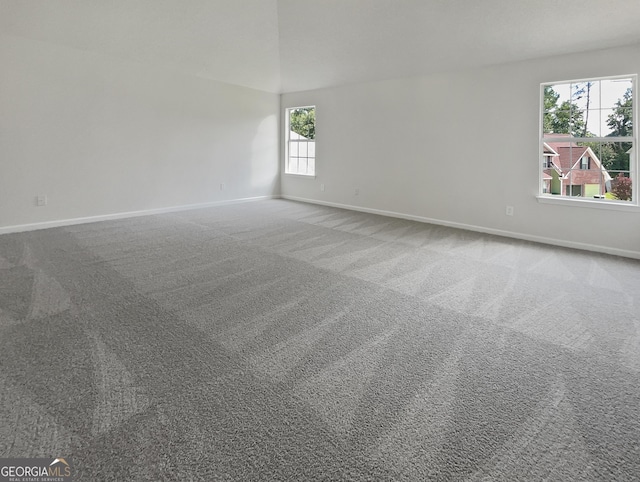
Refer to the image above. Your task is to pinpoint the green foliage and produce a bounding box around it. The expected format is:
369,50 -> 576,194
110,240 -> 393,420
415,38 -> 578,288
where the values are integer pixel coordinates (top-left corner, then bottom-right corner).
289,107 -> 315,139
611,173 -> 632,201
580,88 -> 633,171
546,84 -> 633,172
608,88 -> 633,137
543,86 -> 559,134
543,86 -> 560,111
582,142 -> 619,171
543,86 -> 584,135
597,142 -> 631,171
603,88 -> 633,171
551,100 -> 585,135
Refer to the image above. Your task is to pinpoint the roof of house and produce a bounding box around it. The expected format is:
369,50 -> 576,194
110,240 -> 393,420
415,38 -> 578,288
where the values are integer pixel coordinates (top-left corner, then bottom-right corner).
544,134 -> 576,149
543,142 -> 559,156
543,136 -> 613,183
554,146 -> 589,171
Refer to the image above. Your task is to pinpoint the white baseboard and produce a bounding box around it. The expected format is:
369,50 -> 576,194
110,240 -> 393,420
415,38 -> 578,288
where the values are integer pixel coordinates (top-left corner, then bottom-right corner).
0,195 -> 279,235
281,195 -> 640,260
4,193 -> 638,259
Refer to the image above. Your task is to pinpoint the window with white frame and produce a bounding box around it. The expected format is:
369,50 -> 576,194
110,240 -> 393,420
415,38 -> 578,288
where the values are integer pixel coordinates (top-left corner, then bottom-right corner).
540,75 -> 637,204
285,106 -> 315,176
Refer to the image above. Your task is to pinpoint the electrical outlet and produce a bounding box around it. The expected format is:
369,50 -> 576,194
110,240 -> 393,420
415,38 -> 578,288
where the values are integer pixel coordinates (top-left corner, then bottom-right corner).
220,183 -> 225,191
36,195 -> 47,206
506,205 -> 514,216
320,183 -> 325,192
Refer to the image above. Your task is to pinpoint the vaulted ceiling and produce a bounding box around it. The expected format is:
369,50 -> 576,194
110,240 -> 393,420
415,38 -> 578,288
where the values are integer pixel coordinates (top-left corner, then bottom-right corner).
2,0 -> 640,93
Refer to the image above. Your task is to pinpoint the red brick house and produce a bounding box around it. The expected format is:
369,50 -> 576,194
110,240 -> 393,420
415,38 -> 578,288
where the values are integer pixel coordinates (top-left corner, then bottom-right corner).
542,136 -> 612,197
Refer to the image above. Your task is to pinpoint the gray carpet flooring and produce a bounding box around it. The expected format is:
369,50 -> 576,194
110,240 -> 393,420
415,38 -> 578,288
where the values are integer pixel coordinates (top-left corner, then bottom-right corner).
1,199 -> 639,481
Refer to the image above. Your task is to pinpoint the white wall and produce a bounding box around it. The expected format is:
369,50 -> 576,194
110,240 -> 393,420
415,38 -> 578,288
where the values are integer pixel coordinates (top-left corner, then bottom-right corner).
0,33 -> 280,230
282,43 -> 640,258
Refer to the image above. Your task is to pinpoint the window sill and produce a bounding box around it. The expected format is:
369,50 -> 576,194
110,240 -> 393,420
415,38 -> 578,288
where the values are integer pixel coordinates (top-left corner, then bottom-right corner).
536,195 -> 640,212
284,172 -> 316,179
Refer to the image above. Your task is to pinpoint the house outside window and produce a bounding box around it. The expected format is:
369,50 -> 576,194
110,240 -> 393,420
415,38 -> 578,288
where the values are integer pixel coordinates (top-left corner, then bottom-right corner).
285,106 -> 316,176
540,75 -> 637,205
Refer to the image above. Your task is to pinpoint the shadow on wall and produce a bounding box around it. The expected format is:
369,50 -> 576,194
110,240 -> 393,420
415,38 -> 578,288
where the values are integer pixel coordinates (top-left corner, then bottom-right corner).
251,114 -> 280,195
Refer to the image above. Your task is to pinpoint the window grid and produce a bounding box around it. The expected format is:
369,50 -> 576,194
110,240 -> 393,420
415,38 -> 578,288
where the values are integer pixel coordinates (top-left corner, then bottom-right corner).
285,106 -> 316,176
540,75 -> 637,205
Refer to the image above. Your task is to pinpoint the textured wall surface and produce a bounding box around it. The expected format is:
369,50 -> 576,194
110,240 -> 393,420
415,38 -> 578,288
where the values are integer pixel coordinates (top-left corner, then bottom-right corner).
282,43 -> 640,257
0,34 -> 280,229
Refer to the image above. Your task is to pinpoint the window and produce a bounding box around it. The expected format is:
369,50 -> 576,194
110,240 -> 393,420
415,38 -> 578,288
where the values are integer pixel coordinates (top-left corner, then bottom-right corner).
540,75 -> 637,205
285,106 -> 316,176
581,156 -> 589,169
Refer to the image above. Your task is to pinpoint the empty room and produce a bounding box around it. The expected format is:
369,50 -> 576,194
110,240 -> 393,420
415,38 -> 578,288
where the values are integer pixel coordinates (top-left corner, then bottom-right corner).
1,1 -> 640,480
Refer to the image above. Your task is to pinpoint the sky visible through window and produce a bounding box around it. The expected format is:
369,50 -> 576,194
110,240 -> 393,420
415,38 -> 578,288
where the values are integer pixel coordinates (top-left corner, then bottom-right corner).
547,78 -> 632,137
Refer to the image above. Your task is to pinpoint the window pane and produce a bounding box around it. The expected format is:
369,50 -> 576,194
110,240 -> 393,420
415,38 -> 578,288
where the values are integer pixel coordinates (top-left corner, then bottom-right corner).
608,172 -> 633,201
545,83 -> 571,112
568,168 -> 606,196
601,108 -> 617,137
570,109 -> 587,137
540,76 -> 635,204
583,109 -> 602,137
572,81 -> 600,111
604,107 -> 633,137
621,107 -> 633,137
289,139 -> 299,157
601,141 -> 631,171
601,78 -> 633,110
286,105 -> 316,176
289,107 -> 316,139
289,157 -> 298,173
553,105 -> 572,135
543,113 -> 555,135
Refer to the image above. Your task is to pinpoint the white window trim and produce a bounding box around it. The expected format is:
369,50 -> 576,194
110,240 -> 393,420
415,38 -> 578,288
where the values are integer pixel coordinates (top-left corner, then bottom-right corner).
538,74 -> 638,208
284,105 -> 316,178
536,194 -> 640,211
285,173 -> 317,180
